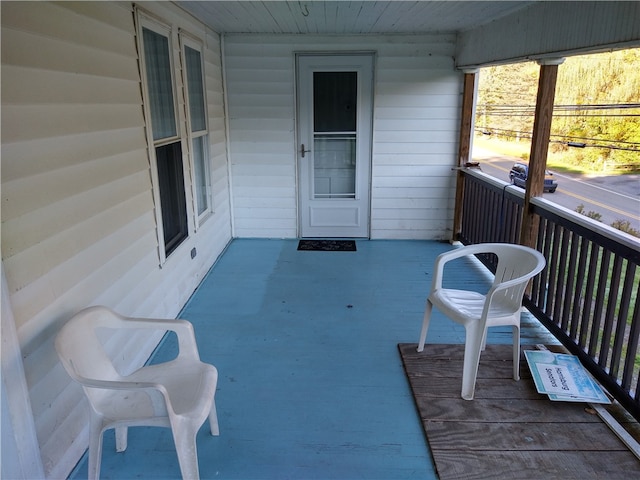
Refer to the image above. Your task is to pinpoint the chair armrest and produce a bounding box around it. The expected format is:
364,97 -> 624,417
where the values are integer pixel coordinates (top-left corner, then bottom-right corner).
74,375 -> 165,393
70,373 -> 171,417
118,317 -> 202,363
430,244 -> 490,291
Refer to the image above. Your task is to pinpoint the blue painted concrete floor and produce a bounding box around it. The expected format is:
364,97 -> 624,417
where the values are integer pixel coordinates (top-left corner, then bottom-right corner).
70,239 -> 557,479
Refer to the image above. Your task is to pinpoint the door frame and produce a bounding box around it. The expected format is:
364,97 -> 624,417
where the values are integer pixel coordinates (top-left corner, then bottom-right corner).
295,52 -> 375,238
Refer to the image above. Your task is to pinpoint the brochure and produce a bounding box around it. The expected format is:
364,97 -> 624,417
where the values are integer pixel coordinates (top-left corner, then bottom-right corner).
524,350 -> 610,404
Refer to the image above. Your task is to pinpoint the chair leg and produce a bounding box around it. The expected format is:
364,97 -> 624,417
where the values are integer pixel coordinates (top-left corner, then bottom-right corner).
115,426 -> 128,452
208,401 -> 219,436
461,322 -> 485,400
88,415 -> 104,480
172,425 -> 201,480
417,300 -> 433,352
480,325 -> 488,351
512,324 -> 521,381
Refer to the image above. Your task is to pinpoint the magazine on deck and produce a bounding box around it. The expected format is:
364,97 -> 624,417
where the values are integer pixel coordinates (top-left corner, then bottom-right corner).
524,350 -> 610,404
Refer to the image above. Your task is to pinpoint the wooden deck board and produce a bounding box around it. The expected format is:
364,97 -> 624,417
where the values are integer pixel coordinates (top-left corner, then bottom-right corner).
399,343 -> 640,480
433,451 -> 640,480
425,421 -> 626,450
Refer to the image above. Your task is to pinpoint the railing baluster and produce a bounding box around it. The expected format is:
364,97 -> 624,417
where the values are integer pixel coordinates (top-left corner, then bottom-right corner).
624,291 -> 640,393
540,221 -> 552,310
573,235 -> 589,347
564,232 -> 579,339
612,262 -> 636,382
548,223 -> 563,318
578,239 -> 596,350
556,227 -> 571,331
601,256 -> 624,371
531,224 -> 546,301
590,248 -> 610,357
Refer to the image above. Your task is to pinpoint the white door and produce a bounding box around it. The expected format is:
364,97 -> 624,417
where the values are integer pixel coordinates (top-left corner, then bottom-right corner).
296,54 -> 373,238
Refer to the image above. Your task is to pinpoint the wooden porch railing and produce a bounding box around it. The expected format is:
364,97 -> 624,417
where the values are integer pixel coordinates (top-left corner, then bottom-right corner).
458,168 -> 640,421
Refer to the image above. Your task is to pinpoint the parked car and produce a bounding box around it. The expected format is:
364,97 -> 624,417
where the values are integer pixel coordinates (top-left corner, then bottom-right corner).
509,162 -> 558,193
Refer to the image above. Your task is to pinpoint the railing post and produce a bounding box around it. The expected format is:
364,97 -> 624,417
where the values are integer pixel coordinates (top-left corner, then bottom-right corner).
520,58 -> 564,248
453,70 -> 478,242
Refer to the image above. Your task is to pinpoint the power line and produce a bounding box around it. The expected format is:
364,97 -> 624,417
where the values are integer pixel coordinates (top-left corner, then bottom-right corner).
557,134 -> 640,146
553,114 -> 640,118
477,103 -> 640,111
477,103 -> 640,118
475,127 -> 640,152
483,113 -> 640,118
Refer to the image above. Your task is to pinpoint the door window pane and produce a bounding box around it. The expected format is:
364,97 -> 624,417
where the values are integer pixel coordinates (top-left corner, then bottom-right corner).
142,27 -> 177,140
313,72 -> 357,132
184,46 -> 207,132
313,135 -> 356,198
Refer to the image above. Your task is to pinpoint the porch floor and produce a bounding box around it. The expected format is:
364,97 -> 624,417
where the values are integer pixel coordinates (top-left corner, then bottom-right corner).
70,239 -> 561,479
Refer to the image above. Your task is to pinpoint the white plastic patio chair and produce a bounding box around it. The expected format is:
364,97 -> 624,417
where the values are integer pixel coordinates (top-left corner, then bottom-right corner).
55,306 -> 219,480
417,243 -> 546,400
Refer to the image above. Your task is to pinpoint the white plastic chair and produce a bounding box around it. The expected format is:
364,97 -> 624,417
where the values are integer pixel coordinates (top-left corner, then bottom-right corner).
55,306 -> 219,480
417,243 -> 546,400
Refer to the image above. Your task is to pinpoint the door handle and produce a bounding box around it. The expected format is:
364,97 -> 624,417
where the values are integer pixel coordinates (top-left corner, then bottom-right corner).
300,144 -> 311,158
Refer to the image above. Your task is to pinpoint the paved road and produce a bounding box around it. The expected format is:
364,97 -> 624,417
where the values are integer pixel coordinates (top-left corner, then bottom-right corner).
472,147 -> 640,232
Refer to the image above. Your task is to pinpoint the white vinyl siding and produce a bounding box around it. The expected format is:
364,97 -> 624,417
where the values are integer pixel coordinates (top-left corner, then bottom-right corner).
224,41 -> 297,238
0,2 -> 231,478
223,34 -> 460,239
373,48 -> 460,239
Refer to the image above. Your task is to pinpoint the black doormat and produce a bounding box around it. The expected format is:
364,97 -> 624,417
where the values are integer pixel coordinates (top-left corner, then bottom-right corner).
297,240 -> 357,251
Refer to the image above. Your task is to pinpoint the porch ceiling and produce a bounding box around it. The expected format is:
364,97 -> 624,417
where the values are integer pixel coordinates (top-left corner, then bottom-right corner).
177,1 -> 535,35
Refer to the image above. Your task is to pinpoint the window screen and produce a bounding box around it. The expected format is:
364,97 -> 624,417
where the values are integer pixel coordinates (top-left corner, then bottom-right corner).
313,72 -> 357,133
184,46 -> 207,132
142,27 -> 177,140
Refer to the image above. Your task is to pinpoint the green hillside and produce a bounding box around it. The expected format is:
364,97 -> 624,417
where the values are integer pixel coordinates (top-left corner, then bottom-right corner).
475,49 -> 640,174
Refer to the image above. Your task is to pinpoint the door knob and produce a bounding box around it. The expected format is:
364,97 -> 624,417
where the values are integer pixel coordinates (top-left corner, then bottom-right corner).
300,144 -> 311,158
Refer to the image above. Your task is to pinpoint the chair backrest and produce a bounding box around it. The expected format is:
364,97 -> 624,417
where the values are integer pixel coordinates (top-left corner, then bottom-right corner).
485,243 -> 546,313
55,306 -> 127,385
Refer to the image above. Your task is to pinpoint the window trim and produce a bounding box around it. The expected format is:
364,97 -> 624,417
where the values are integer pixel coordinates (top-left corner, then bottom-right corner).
180,32 -> 214,228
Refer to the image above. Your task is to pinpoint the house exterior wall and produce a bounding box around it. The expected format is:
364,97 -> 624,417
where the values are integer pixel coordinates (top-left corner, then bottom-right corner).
224,34 -> 461,239
1,2 -> 231,477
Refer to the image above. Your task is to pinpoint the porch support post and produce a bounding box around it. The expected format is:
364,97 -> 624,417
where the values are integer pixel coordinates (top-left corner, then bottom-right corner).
520,58 -> 564,248
452,69 -> 478,242
1,263 -> 45,479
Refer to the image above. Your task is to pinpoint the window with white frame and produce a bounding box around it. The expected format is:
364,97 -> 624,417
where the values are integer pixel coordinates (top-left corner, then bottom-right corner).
181,36 -> 212,222
137,12 -> 214,260
138,17 -> 188,259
